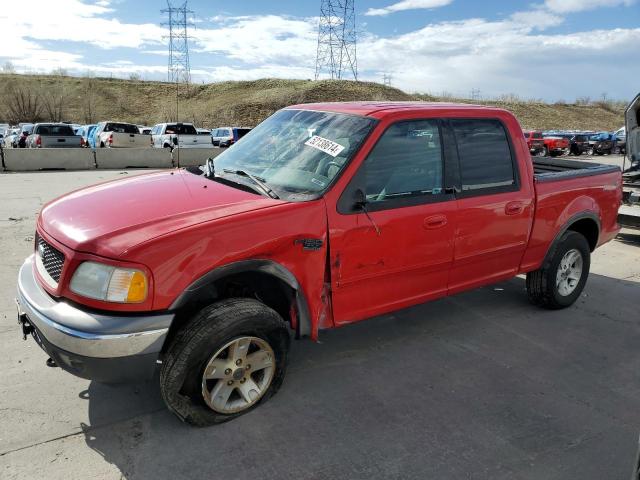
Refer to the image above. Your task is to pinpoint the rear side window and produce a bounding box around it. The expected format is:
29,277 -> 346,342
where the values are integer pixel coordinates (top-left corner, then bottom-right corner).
451,119 -> 516,193
105,123 -> 139,134
363,120 -> 443,204
165,124 -> 197,135
36,125 -> 75,136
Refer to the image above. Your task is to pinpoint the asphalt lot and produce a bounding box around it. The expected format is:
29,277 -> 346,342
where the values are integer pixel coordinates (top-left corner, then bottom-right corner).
1,161 -> 639,480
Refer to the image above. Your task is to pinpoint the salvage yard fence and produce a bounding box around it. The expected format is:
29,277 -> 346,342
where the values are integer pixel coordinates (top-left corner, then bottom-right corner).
0,147 -> 223,171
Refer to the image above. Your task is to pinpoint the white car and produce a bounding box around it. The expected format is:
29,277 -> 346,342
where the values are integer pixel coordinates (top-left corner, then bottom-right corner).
211,127 -> 252,147
94,121 -> 150,148
150,123 -> 212,149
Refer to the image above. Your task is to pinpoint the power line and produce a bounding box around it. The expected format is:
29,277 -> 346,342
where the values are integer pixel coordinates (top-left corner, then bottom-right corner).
161,1 -> 194,84
314,0 -> 358,81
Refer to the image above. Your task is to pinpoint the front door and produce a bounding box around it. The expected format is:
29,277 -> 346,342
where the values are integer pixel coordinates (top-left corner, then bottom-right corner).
327,119 -> 457,325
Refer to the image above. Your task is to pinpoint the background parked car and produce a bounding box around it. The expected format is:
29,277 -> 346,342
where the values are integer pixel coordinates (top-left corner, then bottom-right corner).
94,121 -> 149,148
541,132 -> 570,156
614,127 -> 626,154
589,132 -> 615,155
26,123 -> 82,148
211,126 -> 252,147
138,126 -> 152,135
523,130 -> 545,156
74,124 -> 97,148
150,123 -> 212,149
18,124 -> 34,148
5,128 -> 21,148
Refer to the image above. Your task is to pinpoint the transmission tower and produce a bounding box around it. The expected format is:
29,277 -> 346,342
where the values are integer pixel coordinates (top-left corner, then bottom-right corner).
161,1 -> 194,84
314,0 -> 358,81
383,73 -> 392,87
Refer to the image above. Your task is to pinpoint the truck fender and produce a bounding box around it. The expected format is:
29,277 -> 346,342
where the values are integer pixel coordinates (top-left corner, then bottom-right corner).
542,211 -> 600,266
169,259 -> 312,337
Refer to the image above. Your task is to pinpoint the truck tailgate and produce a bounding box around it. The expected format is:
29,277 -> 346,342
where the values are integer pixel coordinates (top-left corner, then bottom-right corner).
42,137 -> 82,148
111,133 -> 148,148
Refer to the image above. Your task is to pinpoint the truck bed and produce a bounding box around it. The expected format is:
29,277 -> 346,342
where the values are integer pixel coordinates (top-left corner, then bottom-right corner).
533,157 -> 620,182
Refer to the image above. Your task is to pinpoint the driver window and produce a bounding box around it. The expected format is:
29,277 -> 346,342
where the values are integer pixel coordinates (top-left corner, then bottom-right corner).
364,120 -> 443,203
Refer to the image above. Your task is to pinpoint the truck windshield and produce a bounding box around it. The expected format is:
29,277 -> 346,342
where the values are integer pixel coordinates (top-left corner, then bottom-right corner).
211,109 -> 375,200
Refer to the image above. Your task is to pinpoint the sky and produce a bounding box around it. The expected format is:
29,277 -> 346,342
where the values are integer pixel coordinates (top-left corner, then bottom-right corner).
0,0 -> 638,101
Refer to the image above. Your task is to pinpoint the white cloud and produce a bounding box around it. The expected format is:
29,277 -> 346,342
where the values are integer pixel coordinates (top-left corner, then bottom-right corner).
544,0 -> 636,13
365,0 -> 454,17
0,0 -> 638,101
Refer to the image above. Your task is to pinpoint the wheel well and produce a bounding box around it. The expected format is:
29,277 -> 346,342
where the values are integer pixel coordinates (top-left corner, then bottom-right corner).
162,271 -> 296,353
567,218 -> 599,251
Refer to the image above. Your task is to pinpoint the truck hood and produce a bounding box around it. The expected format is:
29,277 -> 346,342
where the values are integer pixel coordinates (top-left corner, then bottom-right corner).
39,169 -> 280,258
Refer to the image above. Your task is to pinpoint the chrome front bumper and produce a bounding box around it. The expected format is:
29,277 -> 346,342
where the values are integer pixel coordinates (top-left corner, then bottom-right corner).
16,255 -> 173,360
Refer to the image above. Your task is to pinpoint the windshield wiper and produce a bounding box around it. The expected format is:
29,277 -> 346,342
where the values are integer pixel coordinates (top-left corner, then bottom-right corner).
222,168 -> 280,199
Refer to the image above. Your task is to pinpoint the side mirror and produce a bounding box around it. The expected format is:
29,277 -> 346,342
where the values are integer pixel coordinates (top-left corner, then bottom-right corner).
353,188 -> 367,211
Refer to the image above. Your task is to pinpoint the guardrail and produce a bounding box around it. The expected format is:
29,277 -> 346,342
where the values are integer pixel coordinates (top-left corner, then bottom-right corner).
0,146 -> 224,172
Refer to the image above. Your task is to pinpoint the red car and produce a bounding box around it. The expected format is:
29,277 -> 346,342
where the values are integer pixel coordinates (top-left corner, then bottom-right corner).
523,130 -> 545,156
17,102 -> 622,426
542,133 -> 570,156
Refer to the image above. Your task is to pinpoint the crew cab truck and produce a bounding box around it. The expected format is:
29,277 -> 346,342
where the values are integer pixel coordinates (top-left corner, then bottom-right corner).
151,123 -> 213,149
94,121 -> 149,148
16,102 -> 622,426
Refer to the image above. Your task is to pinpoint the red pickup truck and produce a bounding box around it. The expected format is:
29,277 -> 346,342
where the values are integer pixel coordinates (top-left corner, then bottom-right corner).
542,133 -> 570,156
523,130 -> 545,156
16,102 -> 622,426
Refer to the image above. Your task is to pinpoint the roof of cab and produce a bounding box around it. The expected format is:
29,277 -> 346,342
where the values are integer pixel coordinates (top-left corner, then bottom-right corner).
285,101 -> 506,118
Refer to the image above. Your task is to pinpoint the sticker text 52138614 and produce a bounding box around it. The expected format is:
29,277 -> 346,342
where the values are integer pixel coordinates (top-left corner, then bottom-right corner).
304,135 -> 345,157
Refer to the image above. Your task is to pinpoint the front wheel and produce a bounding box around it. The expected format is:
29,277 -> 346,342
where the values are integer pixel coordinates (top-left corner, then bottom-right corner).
526,231 -> 591,309
160,298 -> 290,426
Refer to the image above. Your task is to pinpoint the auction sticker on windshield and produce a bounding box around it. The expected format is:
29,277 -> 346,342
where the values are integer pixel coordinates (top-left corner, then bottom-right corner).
304,135 -> 345,157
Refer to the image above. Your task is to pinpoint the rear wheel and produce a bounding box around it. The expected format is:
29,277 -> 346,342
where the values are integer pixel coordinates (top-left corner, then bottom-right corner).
160,298 -> 290,426
526,231 -> 591,309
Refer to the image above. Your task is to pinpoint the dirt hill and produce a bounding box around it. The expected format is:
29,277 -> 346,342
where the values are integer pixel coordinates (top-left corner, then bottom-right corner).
0,73 -> 626,131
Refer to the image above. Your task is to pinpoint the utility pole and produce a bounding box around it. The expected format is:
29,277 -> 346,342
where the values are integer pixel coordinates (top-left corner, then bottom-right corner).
161,1 -> 194,84
315,0 -> 358,81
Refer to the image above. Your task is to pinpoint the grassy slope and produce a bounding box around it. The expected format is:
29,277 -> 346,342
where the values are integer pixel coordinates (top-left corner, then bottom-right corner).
0,73 -> 625,131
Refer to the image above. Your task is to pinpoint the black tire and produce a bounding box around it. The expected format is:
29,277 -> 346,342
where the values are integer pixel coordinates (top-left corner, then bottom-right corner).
160,298 -> 290,427
526,231 -> 591,309
100,141 -> 105,148
543,146 -> 549,157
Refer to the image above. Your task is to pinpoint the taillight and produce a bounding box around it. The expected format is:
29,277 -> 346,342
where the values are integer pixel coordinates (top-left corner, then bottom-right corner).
108,134 -> 113,145
36,135 -> 41,147
80,137 -> 85,147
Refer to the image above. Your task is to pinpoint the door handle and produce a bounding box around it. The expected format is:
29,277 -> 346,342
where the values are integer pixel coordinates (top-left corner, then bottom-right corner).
423,214 -> 447,229
505,201 -> 524,215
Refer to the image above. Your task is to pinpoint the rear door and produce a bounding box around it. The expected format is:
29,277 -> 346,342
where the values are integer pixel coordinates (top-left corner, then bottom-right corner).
447,118 -> 534,294
328,119 -> 458,324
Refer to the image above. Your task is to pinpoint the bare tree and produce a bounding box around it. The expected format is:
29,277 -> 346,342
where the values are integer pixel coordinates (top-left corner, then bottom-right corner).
5,82 -> 42,123
40,81 -> 66,122
80,77 -> 98,123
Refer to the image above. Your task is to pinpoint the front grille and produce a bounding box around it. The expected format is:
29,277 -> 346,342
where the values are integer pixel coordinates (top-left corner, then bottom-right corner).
36,234 -> 65,282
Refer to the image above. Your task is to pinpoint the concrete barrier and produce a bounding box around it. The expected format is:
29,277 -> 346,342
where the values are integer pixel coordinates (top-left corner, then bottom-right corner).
95,148 -> 173,169
174,147 -> 224,167
3,148 -> 95,171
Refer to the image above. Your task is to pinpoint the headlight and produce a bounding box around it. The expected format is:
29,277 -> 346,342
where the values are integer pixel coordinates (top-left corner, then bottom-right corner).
70,262 -> 148,303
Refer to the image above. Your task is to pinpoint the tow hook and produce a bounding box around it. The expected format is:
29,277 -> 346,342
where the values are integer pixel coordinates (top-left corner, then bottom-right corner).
46,358 -> 58,368
18,313 -> 33,341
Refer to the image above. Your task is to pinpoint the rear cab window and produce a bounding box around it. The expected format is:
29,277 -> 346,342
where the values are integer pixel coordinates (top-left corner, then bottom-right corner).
450,118 -> 518,196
